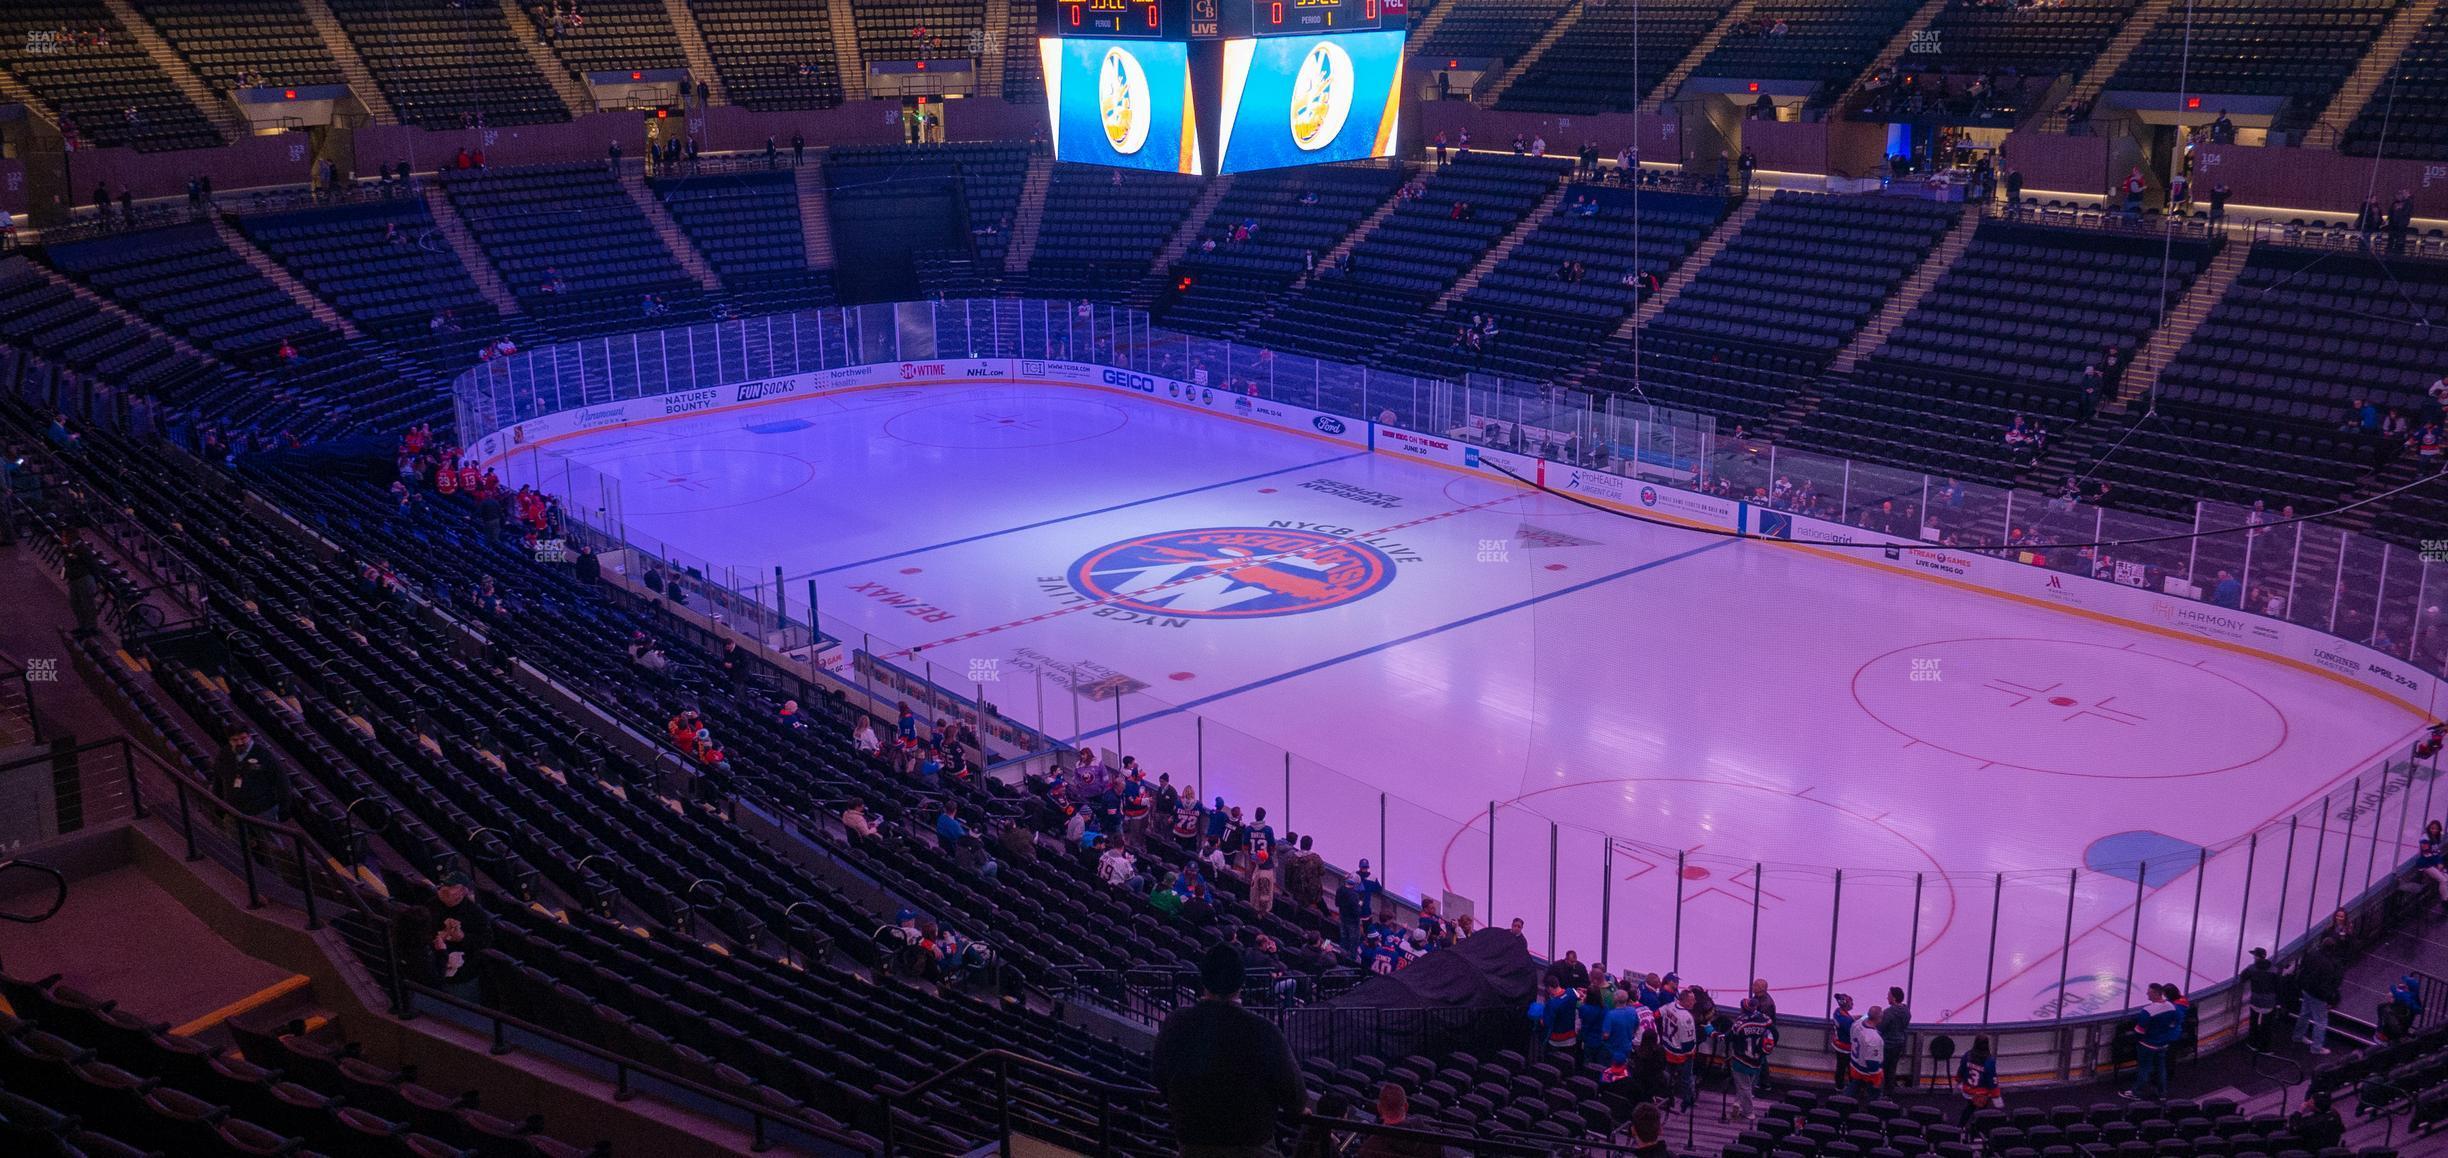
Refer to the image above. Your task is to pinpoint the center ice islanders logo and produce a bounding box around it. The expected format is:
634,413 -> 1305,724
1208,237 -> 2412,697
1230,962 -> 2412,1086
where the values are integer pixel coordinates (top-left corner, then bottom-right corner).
1099,47 -> 1152,155
1289,40 -> 1355,152
1067,527 -> 1396,619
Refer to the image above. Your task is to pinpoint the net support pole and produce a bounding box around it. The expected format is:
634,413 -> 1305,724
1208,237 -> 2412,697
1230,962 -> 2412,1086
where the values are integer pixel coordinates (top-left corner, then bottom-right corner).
1824,870 -> 1843,1015
2125,861 -> 2146,1008
2306,797 -> 2332,934
1673,850 -> 1687,974
1548,822 -> 1559,961
2275,815 -> 2299,953
1487,802 -> 1497,929
1983,872 -> 2002,1024
1195,716 -> 1205,803
1284,752 -> 1293,833
2185,847 -> 2207,987
1379,794 -> 1387,890
1906,872 -> 1924,1005
2334,780 -> 2357,911
2053,869 -> 2076,1022
2234,833 -> 2256,976
1747,862 -> 1762,986
1601,841 -> 1615,969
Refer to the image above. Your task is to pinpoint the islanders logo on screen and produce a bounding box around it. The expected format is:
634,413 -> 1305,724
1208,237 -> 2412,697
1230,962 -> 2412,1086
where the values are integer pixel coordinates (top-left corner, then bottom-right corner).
1098,46 -> 1152,155
1067,527 -> 1395,619
1288,40 -> 1356,152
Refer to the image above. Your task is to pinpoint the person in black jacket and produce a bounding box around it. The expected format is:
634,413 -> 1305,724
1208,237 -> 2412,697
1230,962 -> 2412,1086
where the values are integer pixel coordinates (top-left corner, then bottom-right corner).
211,728 -> 285,820
1152,944 -> 1306,1155
2292,937 -> 2344,1055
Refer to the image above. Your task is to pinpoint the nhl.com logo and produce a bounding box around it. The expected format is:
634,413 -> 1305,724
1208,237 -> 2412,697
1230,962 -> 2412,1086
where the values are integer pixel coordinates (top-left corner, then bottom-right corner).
1066,527 -> 1396,619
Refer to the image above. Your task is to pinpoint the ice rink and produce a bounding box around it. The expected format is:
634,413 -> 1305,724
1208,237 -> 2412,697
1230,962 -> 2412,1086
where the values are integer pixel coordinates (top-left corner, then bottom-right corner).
506,382 -> 2435,1023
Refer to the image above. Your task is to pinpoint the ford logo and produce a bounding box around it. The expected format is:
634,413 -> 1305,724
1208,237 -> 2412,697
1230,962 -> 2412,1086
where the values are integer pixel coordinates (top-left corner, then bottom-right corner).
1312,416 -> 1347,435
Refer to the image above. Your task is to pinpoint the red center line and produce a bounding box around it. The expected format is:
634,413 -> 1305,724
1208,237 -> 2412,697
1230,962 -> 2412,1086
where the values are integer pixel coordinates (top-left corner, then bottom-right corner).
878,493 -> 1524,660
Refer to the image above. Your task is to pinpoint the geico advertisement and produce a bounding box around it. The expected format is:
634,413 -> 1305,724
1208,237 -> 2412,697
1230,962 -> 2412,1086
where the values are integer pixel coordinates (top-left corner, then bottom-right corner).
1040,38 -> 1202,175
1216,30 -> 1403,174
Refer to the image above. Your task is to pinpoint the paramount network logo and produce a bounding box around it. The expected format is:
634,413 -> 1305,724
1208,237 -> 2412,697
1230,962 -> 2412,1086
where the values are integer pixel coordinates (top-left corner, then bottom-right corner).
1066,527 -> 1396,619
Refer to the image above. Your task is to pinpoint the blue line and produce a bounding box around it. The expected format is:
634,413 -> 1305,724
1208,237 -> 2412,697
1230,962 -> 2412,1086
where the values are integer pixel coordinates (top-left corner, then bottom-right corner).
803,451 -> 1368,579
1069,538 -> 1735,744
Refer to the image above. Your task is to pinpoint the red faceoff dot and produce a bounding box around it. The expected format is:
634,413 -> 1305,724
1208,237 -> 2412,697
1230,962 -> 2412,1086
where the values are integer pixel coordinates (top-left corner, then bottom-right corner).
900,567 -> 923,575
1682,865 -> 1711,881
1169,671 -> 1196,681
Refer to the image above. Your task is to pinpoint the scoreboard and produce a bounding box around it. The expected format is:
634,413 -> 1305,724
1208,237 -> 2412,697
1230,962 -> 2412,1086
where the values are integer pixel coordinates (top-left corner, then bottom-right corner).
1045,0 -> 1400,41
1038,0 -> 1406,174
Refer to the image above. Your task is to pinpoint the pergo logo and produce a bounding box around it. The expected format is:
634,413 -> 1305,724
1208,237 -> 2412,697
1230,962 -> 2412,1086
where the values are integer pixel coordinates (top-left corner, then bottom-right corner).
734,380 -> 797,402
661,389 -> 719,415
1067,527 -> 1397,620
1102,369 -> 1158,393
900,363 -> 949,379
1312,415 -> 1347,435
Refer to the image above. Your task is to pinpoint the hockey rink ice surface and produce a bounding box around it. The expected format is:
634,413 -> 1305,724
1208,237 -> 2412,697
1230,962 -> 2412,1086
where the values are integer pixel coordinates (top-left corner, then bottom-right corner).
508,383 -> 2435,1023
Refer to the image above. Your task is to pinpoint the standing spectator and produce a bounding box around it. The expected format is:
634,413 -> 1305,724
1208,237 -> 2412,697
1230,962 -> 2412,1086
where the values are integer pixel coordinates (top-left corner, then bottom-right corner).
212,728 -> 286,820
792,130 -> 806,167
1335,873 -> 1370,952
1724,997 -> 1774,1122
1849,1007 -> 1887,1099
1955,1035 -> 1998,1125
2209,181 -> 2231,226
1881,986 -> 1913,1086
1152,944 -> 1307,1155
2243,947 -> 2282,1050
2293,937 -> 2343,1054
1659,989 -> 1698,1110
2415,819 -> 2447,903
2122,983 -> 2182,1100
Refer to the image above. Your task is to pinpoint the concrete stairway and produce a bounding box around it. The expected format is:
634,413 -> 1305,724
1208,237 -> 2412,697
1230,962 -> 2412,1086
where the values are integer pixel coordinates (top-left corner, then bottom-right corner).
1001,154 -> 1056,275
495,0 -> 597,117
1644,0 -> 1764,113
2042,0 -> 2177,130
1825,203 -> 1980,375
61,275 -> 216,364
616,167 -> 723,291
1608,194 -> 1764,340
1481,0 -> 1585,105
2015,237 -> 2247,492
207,215 -> 360,339
97,0 -> 244,141
1287,169 -> 1413,293
827,0 -> 869,100
296,0 -> 398,124
1432,182 -> 1568,310
2123,234 -> 2246,396
1403,0 -> 1464,53
660,0 -> 732,107
979,0 -> 1013,97
1127,175 -> 1235,308
796,155 -> 835,268
1831,0 -> 1957,111
420,186 -> 523,316
2309,0 -> 2445,145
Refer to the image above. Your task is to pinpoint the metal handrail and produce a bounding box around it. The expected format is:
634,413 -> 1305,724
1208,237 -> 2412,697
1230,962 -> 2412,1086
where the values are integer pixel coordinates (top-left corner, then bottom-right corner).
397,977 -> 878,1155
876,1048 -> 1155,1155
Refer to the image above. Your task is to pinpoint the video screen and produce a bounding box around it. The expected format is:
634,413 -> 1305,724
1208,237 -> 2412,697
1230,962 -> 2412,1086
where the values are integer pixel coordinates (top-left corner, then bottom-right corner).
1215,30 -> 1403,174
1039,38 -> 1202,174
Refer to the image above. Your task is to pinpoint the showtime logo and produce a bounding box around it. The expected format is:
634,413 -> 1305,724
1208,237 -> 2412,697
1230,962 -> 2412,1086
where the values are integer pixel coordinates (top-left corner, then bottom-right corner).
900,362 -> 948,379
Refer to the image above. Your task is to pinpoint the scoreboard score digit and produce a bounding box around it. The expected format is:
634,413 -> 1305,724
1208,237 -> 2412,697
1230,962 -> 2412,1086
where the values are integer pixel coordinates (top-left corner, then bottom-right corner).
1253,0 -> 1383,35
1057,0 -> 1166,37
